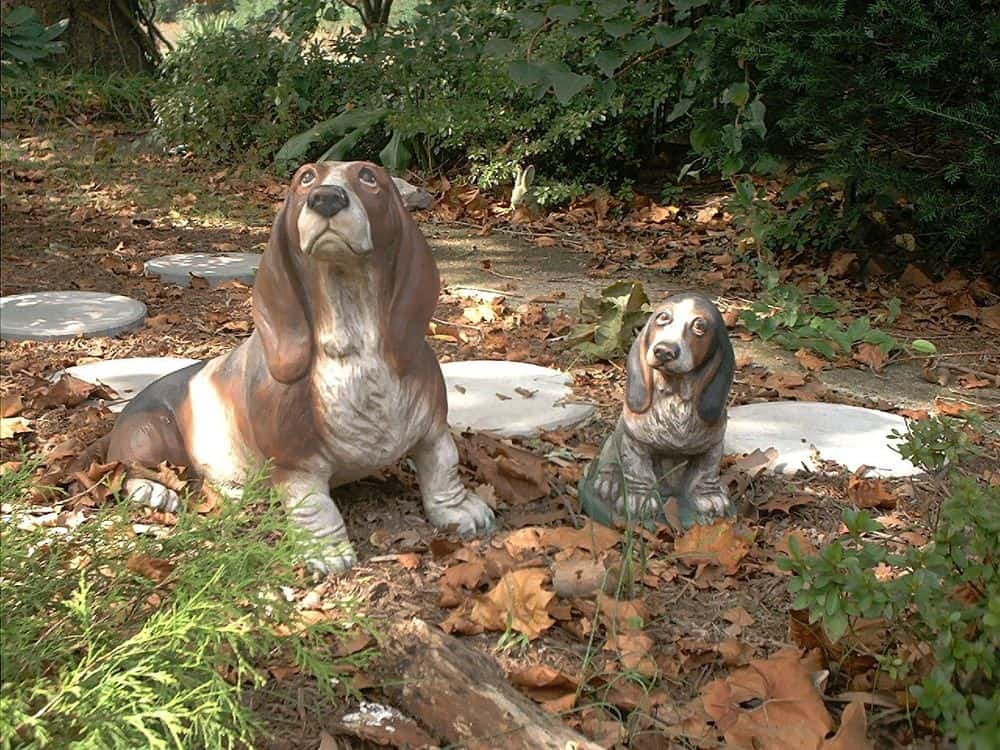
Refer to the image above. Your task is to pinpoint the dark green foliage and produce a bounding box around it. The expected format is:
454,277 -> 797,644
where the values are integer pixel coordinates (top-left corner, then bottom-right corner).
0,6 -> 68,73
153,0 -> 996,255
153,21 -> 339,162
0,464 -> 372,749
783,416 -> 1000,748
501,0 -> 999,258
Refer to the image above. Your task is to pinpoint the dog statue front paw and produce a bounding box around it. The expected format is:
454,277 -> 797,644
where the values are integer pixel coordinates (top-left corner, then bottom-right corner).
424,490 -> 496,537
308,539 -> 359,575
125,478 -> 181,513
682,490 -> 735,526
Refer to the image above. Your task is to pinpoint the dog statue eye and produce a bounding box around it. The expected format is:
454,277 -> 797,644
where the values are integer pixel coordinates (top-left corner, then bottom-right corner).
691,317 -> 707,336
656,311 -> 672,325
358,167 -> 378,187
300,169 -> 316,187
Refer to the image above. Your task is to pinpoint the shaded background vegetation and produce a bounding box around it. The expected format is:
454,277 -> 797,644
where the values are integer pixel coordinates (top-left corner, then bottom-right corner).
4,0 -> 998,262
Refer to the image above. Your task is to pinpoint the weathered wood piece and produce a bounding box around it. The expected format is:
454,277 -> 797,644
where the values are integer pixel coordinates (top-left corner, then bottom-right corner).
378,619 -> 601,750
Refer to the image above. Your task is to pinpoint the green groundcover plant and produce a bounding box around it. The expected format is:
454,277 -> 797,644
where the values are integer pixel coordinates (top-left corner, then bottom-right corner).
782,417 -> 1000,749
0,463 -> 374,749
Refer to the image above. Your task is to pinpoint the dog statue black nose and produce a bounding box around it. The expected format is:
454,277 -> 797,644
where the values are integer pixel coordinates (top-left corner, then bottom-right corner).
307,185 -> 349,217
653,342 -> 679,362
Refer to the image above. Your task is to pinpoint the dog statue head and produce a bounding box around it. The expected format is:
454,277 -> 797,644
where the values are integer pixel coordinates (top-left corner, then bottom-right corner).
253,161 -> 439,382
626,291 -> 735,423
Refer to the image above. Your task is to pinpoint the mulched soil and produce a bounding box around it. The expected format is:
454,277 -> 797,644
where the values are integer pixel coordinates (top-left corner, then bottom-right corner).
2,124 -> 998,750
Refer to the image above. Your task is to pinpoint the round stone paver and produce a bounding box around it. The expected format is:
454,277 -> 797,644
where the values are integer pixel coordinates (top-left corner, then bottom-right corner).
0,291 -> 147,342
145,253 -> 260,287
441,360 -> 596,438
66,357 -> 201,412
724,401 -> 920,477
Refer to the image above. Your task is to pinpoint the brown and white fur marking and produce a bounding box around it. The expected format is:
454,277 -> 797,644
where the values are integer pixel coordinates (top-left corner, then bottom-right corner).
108,162 -> 494,573
581,292 -> 735,528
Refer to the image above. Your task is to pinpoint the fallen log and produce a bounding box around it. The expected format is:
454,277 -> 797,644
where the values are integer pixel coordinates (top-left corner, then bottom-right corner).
377,618 -> 602,750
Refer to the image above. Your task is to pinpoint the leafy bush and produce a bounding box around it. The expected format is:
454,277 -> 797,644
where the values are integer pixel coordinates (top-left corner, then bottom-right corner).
783,416 -> 1000,748
0,464 -> 372,749
154,21 -> 339,162
0,7 -> 68,74
500,0 -> 998,259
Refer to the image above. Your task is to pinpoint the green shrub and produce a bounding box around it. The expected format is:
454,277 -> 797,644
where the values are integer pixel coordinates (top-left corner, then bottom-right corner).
0,463 -> 372,749
782,416 -> 1000,749
499,0 -> 998,260
154,21 -> 339,162
0,6 -> 68,74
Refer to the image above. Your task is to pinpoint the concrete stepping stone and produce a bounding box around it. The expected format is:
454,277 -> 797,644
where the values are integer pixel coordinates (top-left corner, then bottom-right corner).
724,401 -> 919,477
0,291 -> 146,342
145,253 -> 260,287
65,356 -> 200,412
441,360 -> 595,438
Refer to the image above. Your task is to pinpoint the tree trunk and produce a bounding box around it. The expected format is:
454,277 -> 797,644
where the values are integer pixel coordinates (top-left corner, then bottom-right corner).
343,0 -> 394,39
23,0 -> 161,74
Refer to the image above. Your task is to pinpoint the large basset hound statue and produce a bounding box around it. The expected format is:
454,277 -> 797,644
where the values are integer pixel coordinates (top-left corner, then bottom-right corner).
579,292 -> 735,530
107,162 -> 495,572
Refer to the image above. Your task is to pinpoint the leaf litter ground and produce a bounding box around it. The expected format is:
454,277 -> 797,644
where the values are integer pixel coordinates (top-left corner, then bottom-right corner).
2,125 -> 999,749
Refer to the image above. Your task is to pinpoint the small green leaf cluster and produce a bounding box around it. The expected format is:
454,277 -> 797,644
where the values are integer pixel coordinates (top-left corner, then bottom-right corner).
0,463 -> 373,750
782,417 -> 1000,748
568,281 -> 650,360
739,263 -> 903,360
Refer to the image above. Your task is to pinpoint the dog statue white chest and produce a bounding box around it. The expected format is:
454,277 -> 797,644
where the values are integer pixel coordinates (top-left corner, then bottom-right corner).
625,376 -> 723,456
310,266 -> 433,483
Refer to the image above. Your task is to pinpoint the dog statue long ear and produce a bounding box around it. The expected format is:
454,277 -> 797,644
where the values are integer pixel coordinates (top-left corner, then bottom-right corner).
626,319 -> 654,414
384,189 -> 440,375
253,199 -> 313,383
695,324 -> 735,424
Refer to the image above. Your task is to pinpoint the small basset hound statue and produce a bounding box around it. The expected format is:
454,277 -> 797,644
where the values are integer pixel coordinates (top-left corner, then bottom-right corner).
107,162 -> 495,572
579,292 -> 735,530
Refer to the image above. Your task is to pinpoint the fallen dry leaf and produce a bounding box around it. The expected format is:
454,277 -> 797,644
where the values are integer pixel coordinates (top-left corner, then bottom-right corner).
760,494 -> 815,514
1,394 -> 24,418
541,521 -> 621,555
776,530 -> 819,558
723,607 -> 755,628
126,553 -> 175,582
674,520 -> 756,575
438,558 -> 487,608
847,473 -> 897,509
648,203 -> 680,223
821,701 -> 873,749
899,264 -> 933,288
604,629 -> 657,677
0,416 -> 32,439
509,664 -> 580,714
444,568 -> 555,640
701,649 -> 833,750
473,567 -> 554,639
37,374 -> 114,410
465,434 -> 549,505
980,304 -> 1000,331
853,343 -> 888,373
827,251 -> 858,278
935,398 -> 977,417
396,553 -> 422,570
795,349 -> 828,371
